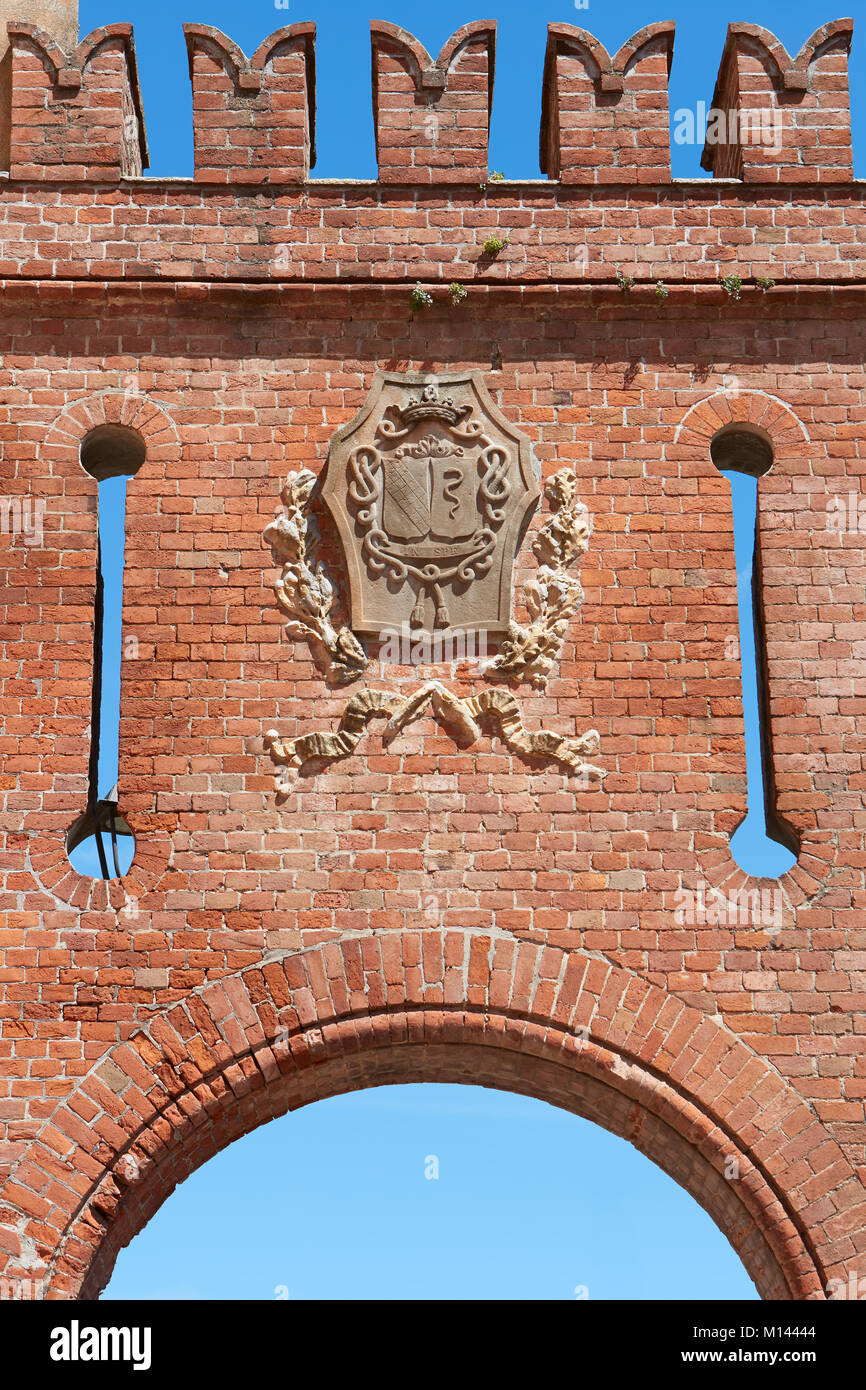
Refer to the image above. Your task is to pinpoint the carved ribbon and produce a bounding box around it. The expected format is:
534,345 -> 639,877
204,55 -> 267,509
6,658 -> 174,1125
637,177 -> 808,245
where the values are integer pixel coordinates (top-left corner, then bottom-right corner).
265,680 -> 603,791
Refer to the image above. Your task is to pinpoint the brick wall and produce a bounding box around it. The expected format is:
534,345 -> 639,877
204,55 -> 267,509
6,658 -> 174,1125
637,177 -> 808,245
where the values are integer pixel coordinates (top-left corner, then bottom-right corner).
0,182 -> 864,283
0,15 -> 864,1302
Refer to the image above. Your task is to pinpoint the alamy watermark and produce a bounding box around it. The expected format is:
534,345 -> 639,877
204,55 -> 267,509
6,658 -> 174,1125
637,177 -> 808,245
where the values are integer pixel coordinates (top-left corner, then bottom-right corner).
826,1271 -> 866,1300
673,102 -> 782,156
826,492 -> 866,535
50,1321 -> 152,1371
1,1276 -> 45,1299
674,881 -> 782,931
0,496 -> 44,546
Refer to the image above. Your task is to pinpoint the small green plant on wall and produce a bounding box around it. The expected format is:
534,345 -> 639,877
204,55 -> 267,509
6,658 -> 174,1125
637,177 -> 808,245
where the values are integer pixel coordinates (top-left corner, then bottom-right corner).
409,283 -> 469,312
483,234 -> 509,256
479,170 -> 505,192
410,284 -> 434,312
720,274 -> 743,300
654,281 -> 669,300
755,276 -> 776,292
616,270 -> 635,292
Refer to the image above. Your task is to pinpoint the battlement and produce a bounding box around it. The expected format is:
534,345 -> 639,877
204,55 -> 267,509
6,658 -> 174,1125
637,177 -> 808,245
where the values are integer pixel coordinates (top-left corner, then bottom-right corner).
184,22 -> 315,185
7,21 -> 147,180
371,19 -> 495,184
540,21 -> 676,184
700,19 -> 854,182
0,15 -> 857,184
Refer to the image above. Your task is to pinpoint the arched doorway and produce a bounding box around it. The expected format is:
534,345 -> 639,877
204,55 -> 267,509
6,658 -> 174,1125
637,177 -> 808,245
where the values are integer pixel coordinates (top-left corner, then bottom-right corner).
5,935 -> 861,1301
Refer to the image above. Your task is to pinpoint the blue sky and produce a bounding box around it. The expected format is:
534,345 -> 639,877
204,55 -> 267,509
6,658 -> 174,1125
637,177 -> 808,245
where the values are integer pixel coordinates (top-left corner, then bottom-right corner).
103,1083 -> 759,1299
70,0 -> 846,1296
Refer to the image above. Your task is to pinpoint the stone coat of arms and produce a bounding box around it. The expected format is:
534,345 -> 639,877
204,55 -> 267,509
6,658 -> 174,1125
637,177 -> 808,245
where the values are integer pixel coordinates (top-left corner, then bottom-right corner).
319,371 -> 540,635
261,371 -> 604,790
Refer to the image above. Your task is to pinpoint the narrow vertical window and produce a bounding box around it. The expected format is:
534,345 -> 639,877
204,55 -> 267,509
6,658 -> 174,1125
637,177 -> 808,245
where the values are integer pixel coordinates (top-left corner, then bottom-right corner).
710,426 -> 796,877
67,426 -> 145,878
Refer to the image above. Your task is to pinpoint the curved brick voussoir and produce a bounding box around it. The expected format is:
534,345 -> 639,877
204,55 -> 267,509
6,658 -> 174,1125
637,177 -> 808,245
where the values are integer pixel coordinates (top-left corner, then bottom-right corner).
1,935 -> 862,1302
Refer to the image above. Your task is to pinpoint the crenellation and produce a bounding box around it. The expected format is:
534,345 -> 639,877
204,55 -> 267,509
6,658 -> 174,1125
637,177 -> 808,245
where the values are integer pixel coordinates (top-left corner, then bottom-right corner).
0,16 -> 858,191
701,20 -> 855,184
184,23 -> 316,186
4,21 -> 146,186
540,22 -> 676,185
371,20 -> 496,184
7,22 -> 147,182
0,1 -> 79,169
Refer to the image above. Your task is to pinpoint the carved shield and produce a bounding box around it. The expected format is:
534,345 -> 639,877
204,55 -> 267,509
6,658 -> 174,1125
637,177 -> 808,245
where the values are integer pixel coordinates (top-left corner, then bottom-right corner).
382,436 -> 477,543
320,372 -> 541,635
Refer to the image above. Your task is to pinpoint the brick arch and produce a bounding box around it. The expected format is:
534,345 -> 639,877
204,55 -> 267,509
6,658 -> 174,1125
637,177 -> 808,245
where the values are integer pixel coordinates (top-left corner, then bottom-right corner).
673,389 -> 836,908
41,389 -> 181,480
3,934 -> 862,1301
674,388 -> 810,453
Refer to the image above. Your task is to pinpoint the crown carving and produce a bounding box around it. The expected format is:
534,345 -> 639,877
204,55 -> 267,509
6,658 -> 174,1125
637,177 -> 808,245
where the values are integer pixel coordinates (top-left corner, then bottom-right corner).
396,383 -> 473,428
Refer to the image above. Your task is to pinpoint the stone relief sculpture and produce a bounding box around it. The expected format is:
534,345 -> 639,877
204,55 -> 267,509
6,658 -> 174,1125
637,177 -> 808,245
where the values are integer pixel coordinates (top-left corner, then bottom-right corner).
484,468 -> 591,689
263,372 -> 602,788
265,683 -> 604,793
263,469 -> 369,685
320,371 -> 540,634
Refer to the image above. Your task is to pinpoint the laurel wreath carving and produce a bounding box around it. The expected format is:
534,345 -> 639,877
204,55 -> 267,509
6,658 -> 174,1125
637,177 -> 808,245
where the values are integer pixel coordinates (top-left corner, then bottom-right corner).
485,468 -> 591,690
262,466 -> 601,787
263,470 -> 369,685
264,681 -> 603,792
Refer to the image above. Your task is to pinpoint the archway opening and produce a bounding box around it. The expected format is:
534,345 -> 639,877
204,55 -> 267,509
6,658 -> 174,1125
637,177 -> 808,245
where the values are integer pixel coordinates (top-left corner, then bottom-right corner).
101,1083 -> 759,1300
42,1004 -> 822,1304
